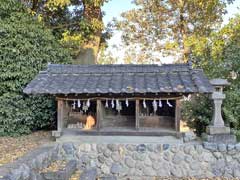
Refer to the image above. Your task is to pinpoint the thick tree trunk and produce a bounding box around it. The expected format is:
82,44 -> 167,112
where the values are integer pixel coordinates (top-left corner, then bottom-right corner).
74,42 -> 100,65
74,1 -> 102,65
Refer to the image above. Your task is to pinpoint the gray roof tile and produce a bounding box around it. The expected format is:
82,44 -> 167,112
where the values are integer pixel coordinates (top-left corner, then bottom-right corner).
23,63 -> 214,95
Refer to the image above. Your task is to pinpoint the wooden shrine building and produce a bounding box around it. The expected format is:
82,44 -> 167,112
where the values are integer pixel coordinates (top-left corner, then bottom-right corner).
23,63 -> 213,137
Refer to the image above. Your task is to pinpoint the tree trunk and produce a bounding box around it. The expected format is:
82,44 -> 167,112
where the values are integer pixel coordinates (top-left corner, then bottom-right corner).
179,0 -> 190,63
74,1 -> 102,65
31,0 -> 38,12
182,32 -> 190,63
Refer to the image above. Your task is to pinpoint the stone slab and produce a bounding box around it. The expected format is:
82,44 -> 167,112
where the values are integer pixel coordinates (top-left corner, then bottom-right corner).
57,135 -> 183,144
205,134 -> 236,144
52,131 -> 62,138
183,131 -> 197,142
80,168 -> 97,180
206,126 -> 230,135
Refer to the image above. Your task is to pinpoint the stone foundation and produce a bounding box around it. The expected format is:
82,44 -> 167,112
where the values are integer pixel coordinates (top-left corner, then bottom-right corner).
58,142 -> 240,178
1,142 -> 240,179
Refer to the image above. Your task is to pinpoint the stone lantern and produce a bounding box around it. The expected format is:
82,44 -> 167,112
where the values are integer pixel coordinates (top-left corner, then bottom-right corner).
206,78 -> 236,143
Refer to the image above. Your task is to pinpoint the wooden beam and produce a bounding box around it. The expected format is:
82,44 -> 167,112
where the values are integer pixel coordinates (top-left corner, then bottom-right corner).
73,129 -> 178,136
135,99 -> 140,130
175,99 -> 181,131
55,93 -> 184,100
96,99 -> 101,130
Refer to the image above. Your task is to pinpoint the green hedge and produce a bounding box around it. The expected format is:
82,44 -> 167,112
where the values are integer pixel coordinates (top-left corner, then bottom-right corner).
0,0 -> 72,136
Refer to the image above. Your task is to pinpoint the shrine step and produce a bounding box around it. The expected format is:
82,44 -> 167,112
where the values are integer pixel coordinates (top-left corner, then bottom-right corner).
57,134 -> 183,144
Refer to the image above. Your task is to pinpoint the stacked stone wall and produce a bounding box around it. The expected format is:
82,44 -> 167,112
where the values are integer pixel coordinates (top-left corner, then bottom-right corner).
1,142 -> 240,179
59,142 -> 240,178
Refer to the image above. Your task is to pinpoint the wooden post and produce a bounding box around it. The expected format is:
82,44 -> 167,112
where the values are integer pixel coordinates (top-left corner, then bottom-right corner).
52,99 -> 64,137
175,99 -> 181,131
58,100 -> 64,131
96,99 -> 101,130
135,99 -> 140,130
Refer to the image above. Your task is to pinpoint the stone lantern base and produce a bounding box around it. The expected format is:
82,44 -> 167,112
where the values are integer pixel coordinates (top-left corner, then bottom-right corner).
206,125 -> 230,135
205,126 -> 236,144
204,133 -> 236,144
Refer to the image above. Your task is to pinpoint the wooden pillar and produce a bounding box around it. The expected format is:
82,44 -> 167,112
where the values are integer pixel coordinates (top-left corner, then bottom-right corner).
57,100 -> 64,132
175,99 -> 181,131
135,99 -> 140,130
96,99 -> 101,130
52,99 -> 64,137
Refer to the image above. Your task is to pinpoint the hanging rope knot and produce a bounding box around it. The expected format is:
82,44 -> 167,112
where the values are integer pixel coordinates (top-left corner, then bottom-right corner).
143,99 -> 147,108
86,99 -> 90,107
105,99 -> 109,108
126,98 -> 129,107
152,99 -> 157,112
72,100 -> 76,109
158,99 -> 162,107
167,99 -> 173,107
111,99 -> 115,108
77,99 -> 81,108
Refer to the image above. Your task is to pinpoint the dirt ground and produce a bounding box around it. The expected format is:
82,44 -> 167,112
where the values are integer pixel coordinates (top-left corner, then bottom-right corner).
0,131 -> 53,166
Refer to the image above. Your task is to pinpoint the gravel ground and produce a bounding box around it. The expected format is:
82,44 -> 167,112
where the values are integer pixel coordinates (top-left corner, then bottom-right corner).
0,131 -> 53,166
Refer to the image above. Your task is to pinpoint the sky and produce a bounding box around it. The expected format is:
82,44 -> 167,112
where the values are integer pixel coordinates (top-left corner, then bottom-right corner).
102,0 -> 240,64
102,0 -> 136,25
223,0 -> 240,24
102,0 -> 136,64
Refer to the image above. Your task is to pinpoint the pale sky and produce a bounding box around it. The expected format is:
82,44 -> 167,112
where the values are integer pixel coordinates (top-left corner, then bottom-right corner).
102,0 -> 240,64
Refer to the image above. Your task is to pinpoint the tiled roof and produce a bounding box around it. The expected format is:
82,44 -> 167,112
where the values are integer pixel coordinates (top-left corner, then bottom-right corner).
23,63 -> 214,95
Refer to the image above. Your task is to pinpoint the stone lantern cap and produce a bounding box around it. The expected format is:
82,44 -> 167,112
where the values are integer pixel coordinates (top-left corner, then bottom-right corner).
210,78 -> 230,87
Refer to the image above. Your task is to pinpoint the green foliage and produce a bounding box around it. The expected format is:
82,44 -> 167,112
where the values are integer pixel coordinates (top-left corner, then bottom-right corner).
0,94 -> 57,136
183,15 -> 240,137
223,86 -> 240,136
97,50 -> 117,64
21,0 -> 111,64
0,0 -> 72,136
182,95 -> 213,136
115,0 -> 231,63
60,18 -> 105,58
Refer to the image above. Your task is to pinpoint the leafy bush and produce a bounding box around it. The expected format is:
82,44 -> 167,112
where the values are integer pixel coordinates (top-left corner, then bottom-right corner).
0,0 -> 72,136
223,86 -> 240,140
182,95 -> 213,136
182,86 -> 240,138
